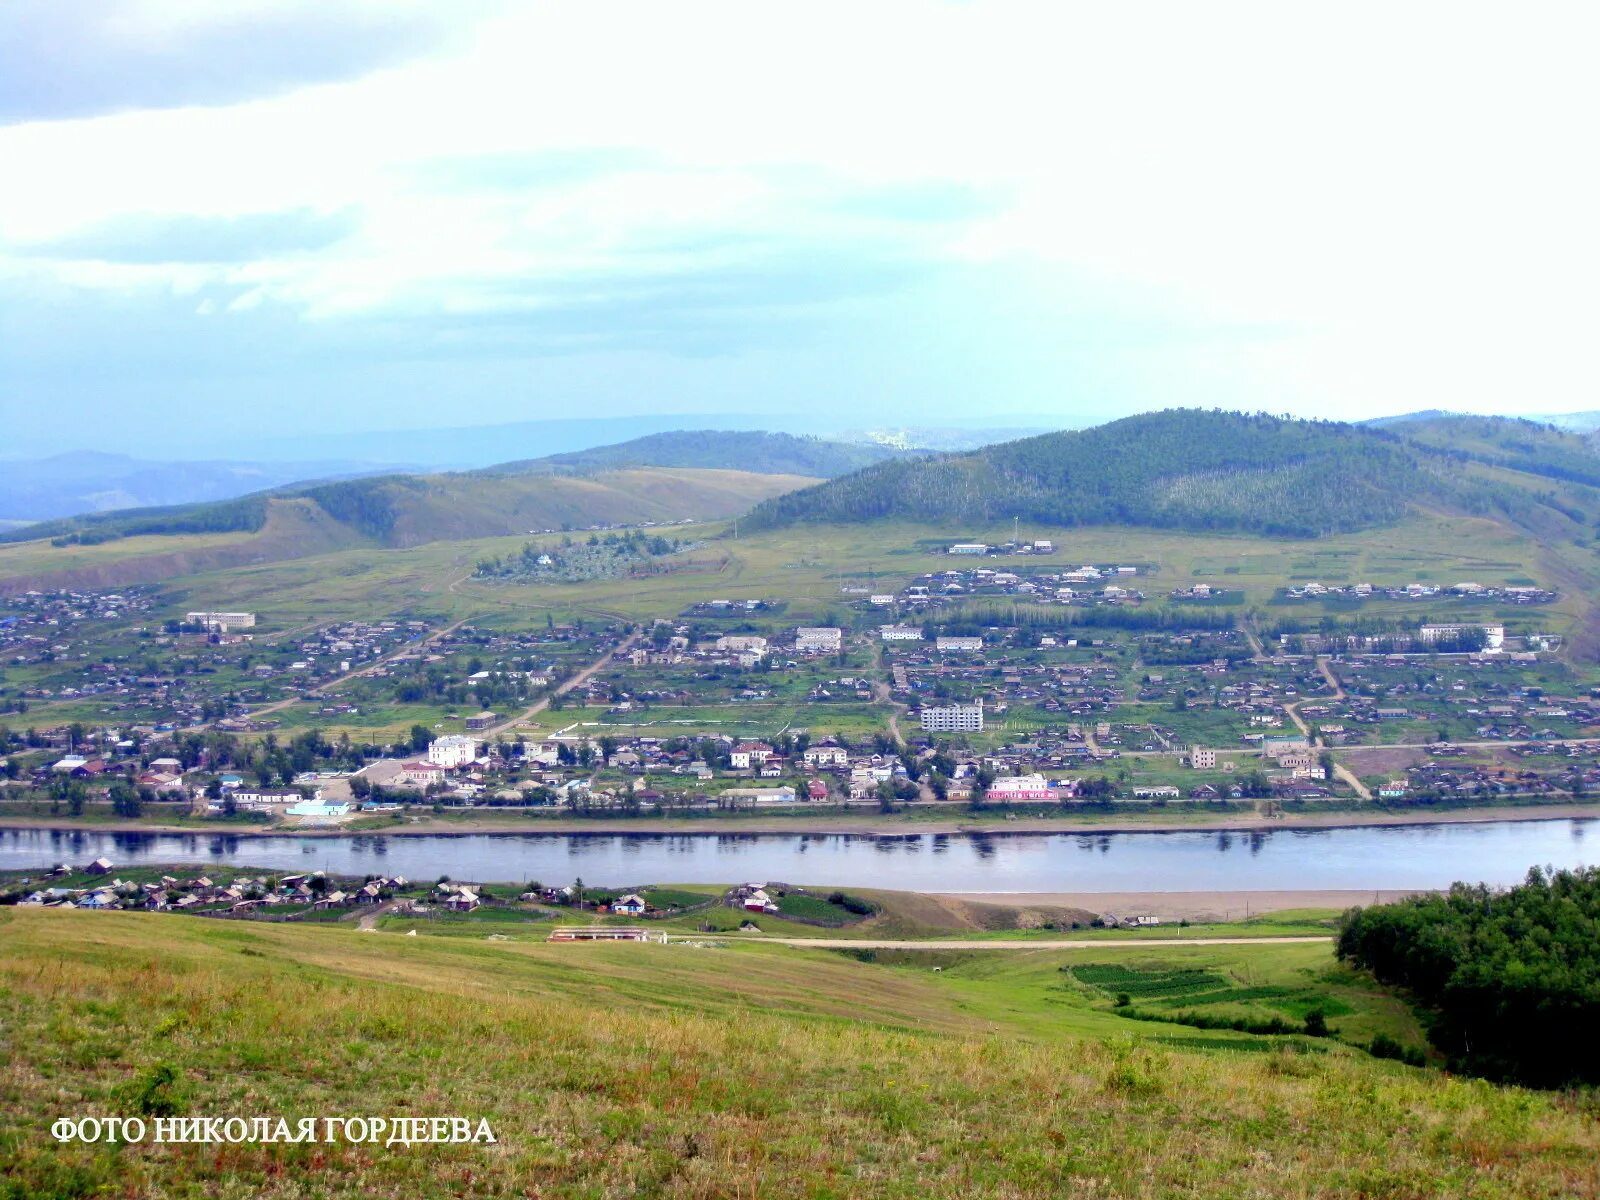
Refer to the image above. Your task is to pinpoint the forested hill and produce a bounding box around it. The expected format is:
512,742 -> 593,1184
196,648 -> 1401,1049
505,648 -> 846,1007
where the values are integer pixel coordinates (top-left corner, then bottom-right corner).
1377,413 -> 1600,489
485,431 -> 909,478
745,411 -> 1458,538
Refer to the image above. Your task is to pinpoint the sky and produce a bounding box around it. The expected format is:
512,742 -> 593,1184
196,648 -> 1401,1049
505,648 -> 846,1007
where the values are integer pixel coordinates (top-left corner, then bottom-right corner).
2,0 -> 1599,458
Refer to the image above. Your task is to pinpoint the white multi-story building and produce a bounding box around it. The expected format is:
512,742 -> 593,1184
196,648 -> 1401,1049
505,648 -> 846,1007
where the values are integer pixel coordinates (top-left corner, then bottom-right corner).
426,735 -> 478,768
716,635 -> 768,653
802,745 -> 849,768
795,627 -> 843,654
935,636 -> 983,653
920,700 -> 984,732
1189,747 -> 1217,770
879,625 -> 923,641
730,741 -> 774,769
186,611 -> 256,631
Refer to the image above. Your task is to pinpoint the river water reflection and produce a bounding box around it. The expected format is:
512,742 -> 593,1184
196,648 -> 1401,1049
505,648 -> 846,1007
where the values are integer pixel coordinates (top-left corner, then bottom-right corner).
1,819 -> 1593,892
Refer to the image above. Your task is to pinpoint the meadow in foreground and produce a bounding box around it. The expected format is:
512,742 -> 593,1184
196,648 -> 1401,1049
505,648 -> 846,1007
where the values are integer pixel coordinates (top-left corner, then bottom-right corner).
2,907 -> 1597,1198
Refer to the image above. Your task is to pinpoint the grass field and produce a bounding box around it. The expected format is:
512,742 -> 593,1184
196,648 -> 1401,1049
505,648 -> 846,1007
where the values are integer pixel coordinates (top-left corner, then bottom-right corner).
3,907 -> 1597,1198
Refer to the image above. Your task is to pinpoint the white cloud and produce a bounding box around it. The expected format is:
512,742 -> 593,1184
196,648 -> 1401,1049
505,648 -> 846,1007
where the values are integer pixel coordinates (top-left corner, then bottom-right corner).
2,0 -> 1599,422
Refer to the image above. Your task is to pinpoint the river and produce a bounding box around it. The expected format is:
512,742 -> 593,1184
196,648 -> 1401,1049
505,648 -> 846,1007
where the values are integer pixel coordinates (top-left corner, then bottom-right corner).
1,818 -> 1594,892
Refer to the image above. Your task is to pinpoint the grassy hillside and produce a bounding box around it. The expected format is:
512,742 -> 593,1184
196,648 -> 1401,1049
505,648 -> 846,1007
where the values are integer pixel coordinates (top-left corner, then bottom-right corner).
746,409 -> 1600,540
3,908 -> 1596,1198
485,430 -> 911,479
0,469 -> 814,592
0,429 -> 875,551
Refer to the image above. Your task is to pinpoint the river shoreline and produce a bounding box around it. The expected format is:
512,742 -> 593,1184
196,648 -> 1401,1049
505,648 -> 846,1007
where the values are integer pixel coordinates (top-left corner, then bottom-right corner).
2,801 -> 1596,840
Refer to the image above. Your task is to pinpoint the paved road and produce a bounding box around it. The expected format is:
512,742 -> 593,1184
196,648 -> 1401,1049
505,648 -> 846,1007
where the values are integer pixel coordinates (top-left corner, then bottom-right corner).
681,935 -> 1334,950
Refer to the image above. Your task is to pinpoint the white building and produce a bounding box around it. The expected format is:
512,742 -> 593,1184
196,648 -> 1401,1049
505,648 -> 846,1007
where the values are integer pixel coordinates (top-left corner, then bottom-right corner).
948,543 -> 989,555
1419,623 -> 1505,650
802,745 -> 849,768
986,773 -> 1056,800
795,627 -> 843,654
920,700 -> 984,733
935,636 -> 983,653
879,625 -> 923,641
716,635 -> 768,653
185,611 -> 256,631
1188,747 -> 1217,770
427,735 -> 478,768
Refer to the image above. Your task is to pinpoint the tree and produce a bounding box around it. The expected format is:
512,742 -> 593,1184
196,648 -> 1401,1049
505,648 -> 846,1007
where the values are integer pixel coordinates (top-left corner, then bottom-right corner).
109,782 -> 142,818
410,724 -> 431,753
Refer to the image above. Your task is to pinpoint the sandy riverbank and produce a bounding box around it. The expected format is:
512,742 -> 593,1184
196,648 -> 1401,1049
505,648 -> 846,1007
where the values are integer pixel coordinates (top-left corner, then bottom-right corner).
2,801 -> 1595,839
937,889 -> 1430,921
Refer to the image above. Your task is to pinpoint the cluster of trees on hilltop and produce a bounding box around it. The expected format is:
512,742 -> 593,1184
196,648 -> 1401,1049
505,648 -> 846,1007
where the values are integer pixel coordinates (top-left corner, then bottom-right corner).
1337,867 -> 1600,1086
745,411 -> 1458,538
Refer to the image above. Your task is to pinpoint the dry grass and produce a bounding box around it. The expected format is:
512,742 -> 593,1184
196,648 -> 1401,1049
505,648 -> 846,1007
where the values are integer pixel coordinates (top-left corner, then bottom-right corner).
2,908 -> 1598,1198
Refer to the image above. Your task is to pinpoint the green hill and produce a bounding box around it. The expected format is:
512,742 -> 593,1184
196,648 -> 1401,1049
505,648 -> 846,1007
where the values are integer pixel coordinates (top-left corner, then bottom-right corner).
1377,412 -> 1600,490
486,429 -> 910,478
0,467 -> 818,553
3,907 -> 1595,1198
0,432 -> 891,552
745,409 -> 1600,539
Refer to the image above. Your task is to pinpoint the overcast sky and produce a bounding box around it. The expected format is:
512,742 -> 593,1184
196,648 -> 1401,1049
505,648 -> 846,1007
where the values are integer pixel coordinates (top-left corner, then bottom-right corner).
2,0 -> 1598,455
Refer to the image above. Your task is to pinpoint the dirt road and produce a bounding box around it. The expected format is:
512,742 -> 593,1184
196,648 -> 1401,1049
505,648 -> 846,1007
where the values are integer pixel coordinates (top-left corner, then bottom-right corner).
682,935 -> 1335,950
482,628 -> 644,738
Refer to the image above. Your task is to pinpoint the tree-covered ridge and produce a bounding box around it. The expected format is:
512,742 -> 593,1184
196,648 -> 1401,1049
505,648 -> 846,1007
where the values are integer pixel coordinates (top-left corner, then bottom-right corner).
1337,867 -> 1600,1087
483,430 -> 910,479
1382,412 -> 1600,490
745,411 -> 1453,537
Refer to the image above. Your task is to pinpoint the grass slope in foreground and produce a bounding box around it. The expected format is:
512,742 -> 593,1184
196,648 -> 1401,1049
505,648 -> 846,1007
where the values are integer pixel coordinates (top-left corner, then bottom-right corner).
3,909 -> 1597,1198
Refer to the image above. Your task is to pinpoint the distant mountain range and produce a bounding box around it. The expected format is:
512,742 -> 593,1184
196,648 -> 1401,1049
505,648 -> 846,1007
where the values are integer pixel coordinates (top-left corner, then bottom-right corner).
0,451 -> 411,525
1,421 -> 1039,525
485,430 -> 913,478
17,409 -> 1600,568
0,430 -> 896,551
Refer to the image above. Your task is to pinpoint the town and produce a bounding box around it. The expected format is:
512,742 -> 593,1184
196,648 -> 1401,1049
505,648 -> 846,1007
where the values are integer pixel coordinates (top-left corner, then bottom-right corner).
4,573 -> 1596,828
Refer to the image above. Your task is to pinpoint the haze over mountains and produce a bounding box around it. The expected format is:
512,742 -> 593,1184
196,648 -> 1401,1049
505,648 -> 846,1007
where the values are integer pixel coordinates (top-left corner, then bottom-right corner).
0,451 -> 414,529
0,419 -> 1032,527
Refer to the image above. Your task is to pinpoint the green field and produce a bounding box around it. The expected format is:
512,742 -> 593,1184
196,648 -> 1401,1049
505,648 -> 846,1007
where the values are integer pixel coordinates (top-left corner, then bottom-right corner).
3,907 -> 1596,1198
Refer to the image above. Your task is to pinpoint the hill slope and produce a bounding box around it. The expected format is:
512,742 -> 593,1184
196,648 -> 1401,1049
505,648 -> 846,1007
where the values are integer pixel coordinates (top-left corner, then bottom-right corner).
0,468 -> 816,591
5,908 -> 1596,1198
0,451 -> 409,525
486,429 -> 910,478
747,411 -> 1464,538
745,409 -> 1600,540
1378,412 -> 1600,489
0,468 -> 816,552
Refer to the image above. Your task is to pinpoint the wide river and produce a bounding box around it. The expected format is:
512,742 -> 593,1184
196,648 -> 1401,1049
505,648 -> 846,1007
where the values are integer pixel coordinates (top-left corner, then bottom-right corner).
2,818 -> 1595,892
